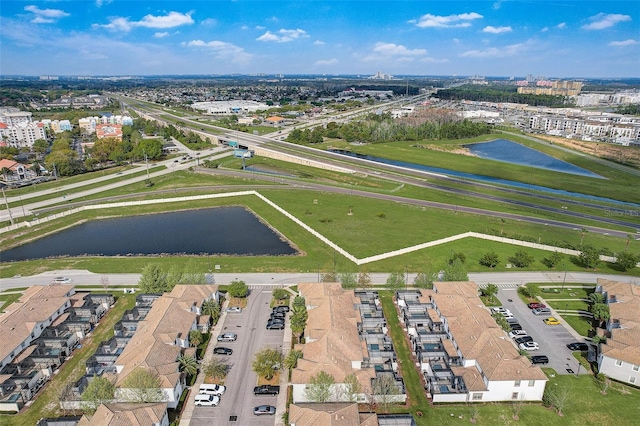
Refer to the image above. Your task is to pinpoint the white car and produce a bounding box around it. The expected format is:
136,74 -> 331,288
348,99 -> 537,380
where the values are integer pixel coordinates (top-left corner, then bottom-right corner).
199,384 -> 226,396
491,307 -> 511,315
51,277 -> 71,284
519,342 -> 539,351
509,330 -> 528,339
226,307 -> 242,313
194,393 -> 220,406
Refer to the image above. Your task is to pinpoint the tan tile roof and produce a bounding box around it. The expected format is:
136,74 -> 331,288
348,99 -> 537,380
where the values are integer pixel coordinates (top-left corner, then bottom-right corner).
292,283 -> 375,387
77,402 -> 167,426
598,280 -> 640,365
290,403 -> 376,426
0,285 -> 75,365
450,366 -> 487,391
424,283 -> 547,382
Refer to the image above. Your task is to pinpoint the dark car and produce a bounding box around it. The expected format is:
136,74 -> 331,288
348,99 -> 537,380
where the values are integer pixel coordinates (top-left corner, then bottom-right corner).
509,323 -> 523,331
531,355 -> 549,365
266,322 -> 284,330
528,303 -> 546,309
567,342 -> 590,351
253,385 -> 280,396
515,336 -> 534,345
213,347 -> 233,355
268,317 -> 285,324
253,405 -> 276,416
273,306 -> 290,313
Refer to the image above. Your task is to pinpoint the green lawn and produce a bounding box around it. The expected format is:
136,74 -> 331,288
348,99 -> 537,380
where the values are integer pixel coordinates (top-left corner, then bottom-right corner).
0,293 -> 136,426
377,292 -> 640,425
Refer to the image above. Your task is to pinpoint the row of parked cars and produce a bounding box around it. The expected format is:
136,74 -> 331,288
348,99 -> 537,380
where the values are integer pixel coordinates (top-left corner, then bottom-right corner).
492,306 -> 548,364
266,305 -> 289,330
194,384 -> 226,406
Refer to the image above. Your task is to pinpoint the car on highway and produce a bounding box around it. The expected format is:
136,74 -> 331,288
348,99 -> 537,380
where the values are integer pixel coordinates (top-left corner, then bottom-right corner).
519,342 -> 540,351
528,302 -> 546,309
194,393 -> 220,406
253,405 -> 276,416
531,355 -> 549,365
566,342 -> 590,351
217,332 -> 237,342
509,330 -> 528,339
515,336 -> 534,345
226,306 -> 243,313
213,347 -> 233,355
199,384 -> 226,396
544,317 -> 561,325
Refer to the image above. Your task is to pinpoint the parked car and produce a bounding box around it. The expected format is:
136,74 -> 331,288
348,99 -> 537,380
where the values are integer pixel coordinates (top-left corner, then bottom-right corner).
531,355 -> 549,365
566,342 -> 589,351
213,347 -> 233,355
528,303 -> 546,309
519,342 -> 540,351
217,332 -> 237,342
270,312 -> 286,320
273,306 -> 290,313
226,306 -> 242,313
491,307 -> 510,315
199,384 -> 226,396
509,330 -> 528,339
253,405 -> 276,416
532,307 -> 552,315
506,317 -> 519,324
544,317 -> 561,325
253,385 -> 280,395
268,317 -> 285,324
509,323 -> 523,331
194,393 -> 220,406
266,323 -> 284,330
515,336 -> 534,344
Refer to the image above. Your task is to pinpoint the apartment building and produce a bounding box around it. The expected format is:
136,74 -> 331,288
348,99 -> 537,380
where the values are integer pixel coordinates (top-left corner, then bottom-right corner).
0,108 -> 47,148
95,124 -> 123,140
113,285 -> 219,409
596,279 -> 640,386
77,402 -> 169,426
396,282 -> 547,403
291,283 -> 406,405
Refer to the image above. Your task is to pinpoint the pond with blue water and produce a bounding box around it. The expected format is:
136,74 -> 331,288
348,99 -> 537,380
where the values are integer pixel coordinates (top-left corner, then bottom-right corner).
0,206 -> 298,263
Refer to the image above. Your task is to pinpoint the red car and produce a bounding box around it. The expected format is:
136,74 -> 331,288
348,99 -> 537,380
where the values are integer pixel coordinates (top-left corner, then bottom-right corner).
527,302 -> 546,309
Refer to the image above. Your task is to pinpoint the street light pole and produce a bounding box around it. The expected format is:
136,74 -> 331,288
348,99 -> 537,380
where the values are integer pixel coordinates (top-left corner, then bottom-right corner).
561,264 -> 567,292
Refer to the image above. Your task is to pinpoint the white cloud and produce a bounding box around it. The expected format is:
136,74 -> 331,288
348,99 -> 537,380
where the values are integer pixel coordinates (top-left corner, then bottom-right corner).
95,0 -> 112,7
314,40 -> 325,45
609,39 -> 638,47
201,18 -> 218,26
256,28 -> 309,42
24,5 -> 70,23
255,25 -> 265,30
154,32 -> 170,38
483,26 -> 512,34
96,11 -> 194,32
184,39 -> 252,64
315,58 -> 338,66
582,13 -> 631,30
373,42 -> 427,56
410,12 -> 483,29
557,22 -> 566,29
460,42 -> 528,58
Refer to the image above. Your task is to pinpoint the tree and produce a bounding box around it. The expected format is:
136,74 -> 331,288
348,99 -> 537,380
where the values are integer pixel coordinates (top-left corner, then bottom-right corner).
177,354 -> 198,377
385,272 -> 406,288
343,373 -> 362,402
413,271 -> 435,289
272,288 -> 289,301
202,356 -> 228,380
100,275 -> 110,293
479,252 -> 500,268
442,258 -> 468,281
615,251 -> 638,272
138,264 -> 168,293
165,265 -> 184,290
518,283 -> 541,299
372,374 -> 400,412
120,368 -> 163,403
578,245 -> 600,269
81,375 -> 115,412
252,347 -> 283,380
292,295 -> 306,310
304,371 -> 335,403
509,250 -> 535,268
546,251 -> 564,268
339,272 -> 357,289
448,251 -> 466,265
357,270 -> 372,288
545,384 -> 571,416
588,292 -> 605,305
189,329 -> 203,347
481,284 -> 499,300
32,139 -> 49,156
227,279 -> 249,298
201,299 -> 221,324
321,271 -> 338,282
284,350 -> 303,370
580,228 -> 588,246
591,303 -> 610,327
1,167 -> 12,182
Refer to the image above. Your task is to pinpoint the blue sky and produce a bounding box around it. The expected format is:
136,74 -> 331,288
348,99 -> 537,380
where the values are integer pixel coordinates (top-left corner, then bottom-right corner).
1,1 -> 638,78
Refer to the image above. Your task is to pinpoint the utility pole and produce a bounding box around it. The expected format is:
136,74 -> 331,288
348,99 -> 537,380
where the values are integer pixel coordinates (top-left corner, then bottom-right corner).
144,151 -> 150,180
1,187 -> 14,225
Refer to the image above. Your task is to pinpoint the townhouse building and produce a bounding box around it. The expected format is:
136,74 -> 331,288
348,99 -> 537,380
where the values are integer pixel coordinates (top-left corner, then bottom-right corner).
396,282 -> 547,403
77,402 -> 169,426
596,279 -> 640,386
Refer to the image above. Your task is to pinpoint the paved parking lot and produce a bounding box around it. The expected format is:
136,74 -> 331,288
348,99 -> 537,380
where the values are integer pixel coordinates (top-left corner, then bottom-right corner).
190,290 -> 285,426
497,288 -> 589,375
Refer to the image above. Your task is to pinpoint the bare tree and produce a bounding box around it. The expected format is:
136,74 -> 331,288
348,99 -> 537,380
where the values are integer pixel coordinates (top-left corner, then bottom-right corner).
371,375 -> 400,412
100,275 -> 110,293
511,394 -> 526,420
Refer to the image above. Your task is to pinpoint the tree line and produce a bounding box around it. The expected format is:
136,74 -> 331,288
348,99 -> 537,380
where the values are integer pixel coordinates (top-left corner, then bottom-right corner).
436,85 -> 569,107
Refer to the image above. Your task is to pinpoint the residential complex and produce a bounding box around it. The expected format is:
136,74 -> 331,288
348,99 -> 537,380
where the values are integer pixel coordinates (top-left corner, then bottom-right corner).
0,108 -> 46,149
596,279 -> 640,386
396,282 -> 547,403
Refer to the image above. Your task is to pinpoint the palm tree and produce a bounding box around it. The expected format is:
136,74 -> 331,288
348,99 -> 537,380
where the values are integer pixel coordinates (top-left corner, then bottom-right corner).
201,299 -> 220,323
1,167 -> 12,183
284,350 -> 303,370
189,329 -> 203,347
178,354 -> 198,377
202,357 -> 228,380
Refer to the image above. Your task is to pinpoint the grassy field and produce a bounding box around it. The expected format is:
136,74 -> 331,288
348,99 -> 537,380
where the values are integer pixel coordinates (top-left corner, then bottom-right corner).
377,292 -> 640,426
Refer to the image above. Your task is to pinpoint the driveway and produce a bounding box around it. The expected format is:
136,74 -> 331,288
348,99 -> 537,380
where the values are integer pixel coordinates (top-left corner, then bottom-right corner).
497,288 -> 589,375
189,289 -> 285,426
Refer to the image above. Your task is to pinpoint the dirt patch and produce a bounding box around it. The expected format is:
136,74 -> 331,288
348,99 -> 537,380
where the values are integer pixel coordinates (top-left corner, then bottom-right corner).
536,135 -> 640,168
414,143 -> 477,157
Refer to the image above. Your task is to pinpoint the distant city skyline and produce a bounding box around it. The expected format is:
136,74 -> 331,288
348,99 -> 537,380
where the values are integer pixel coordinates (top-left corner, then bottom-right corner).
0,1 -> 638,78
